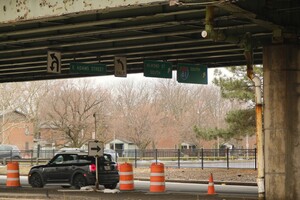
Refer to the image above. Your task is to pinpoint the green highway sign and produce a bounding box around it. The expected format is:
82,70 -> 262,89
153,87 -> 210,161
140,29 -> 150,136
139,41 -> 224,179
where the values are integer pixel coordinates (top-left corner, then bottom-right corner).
144,60 -> 172,78
69,62 -> 106,75
177,63 -> 207,84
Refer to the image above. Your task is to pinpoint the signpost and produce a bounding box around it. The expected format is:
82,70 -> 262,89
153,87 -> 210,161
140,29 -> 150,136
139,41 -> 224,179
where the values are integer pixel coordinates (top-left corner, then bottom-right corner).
177,63 -> 208,84
88,140 -> 104,190
144,60 -> 172,78
88,140 -> 104,157
69,62 -> 106,75
114,56 -> 127,77
47,51 -> 61,73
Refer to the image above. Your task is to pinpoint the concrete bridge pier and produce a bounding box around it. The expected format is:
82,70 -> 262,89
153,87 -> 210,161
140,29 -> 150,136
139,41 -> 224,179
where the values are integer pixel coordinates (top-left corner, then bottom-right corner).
263,44 -> 300,200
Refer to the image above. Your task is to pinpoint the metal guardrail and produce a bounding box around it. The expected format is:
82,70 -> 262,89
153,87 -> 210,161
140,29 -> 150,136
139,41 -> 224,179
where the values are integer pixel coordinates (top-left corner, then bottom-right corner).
0,148 -> 257,170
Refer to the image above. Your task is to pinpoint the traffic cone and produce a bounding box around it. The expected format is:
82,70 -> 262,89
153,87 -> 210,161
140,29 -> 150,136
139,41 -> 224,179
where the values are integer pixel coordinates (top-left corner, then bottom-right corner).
207,173 -> 216,195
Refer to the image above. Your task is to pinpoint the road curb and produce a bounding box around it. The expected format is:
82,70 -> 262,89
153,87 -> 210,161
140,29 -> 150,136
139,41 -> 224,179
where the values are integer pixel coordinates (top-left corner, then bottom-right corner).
134,177 -> 257,186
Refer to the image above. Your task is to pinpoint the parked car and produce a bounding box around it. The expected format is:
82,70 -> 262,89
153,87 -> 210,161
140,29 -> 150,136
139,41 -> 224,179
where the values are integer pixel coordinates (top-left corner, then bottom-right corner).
28,152 -> 119,189
0,144 -> 22,159
104,149 -> 119,162
55,147 -> 84,155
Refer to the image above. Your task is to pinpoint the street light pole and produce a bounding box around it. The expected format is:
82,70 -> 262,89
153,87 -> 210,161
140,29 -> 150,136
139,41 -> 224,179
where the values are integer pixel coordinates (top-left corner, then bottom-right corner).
1,85 -> 3,144
114,131 -> 116,150
95,154 -> 99,190
114,131 -> 118,161
93,113 -> 97,140
92,113 -> 100,190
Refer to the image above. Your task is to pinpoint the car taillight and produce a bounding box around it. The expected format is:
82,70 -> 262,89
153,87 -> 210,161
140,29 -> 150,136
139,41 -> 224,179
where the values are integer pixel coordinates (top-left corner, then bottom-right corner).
89,164 -> 96,172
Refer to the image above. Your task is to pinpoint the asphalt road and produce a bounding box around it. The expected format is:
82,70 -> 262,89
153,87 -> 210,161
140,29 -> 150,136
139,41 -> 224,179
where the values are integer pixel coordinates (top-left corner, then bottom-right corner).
0,187 -> 259,200
0,175 -> 258,200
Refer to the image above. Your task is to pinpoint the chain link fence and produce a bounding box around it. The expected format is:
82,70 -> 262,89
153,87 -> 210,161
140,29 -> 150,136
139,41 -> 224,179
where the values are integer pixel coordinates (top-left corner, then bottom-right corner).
117,148 -> 257,169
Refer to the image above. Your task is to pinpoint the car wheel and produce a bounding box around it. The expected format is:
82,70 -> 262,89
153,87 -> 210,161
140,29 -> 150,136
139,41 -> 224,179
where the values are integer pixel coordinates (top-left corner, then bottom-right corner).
73,174 -> 87,189
30,173 -> 44,188
104,183 -> 117,189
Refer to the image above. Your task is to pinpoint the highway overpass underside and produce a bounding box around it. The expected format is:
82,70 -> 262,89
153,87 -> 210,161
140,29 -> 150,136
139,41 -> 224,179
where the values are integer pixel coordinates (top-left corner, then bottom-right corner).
0,1 -> 300,199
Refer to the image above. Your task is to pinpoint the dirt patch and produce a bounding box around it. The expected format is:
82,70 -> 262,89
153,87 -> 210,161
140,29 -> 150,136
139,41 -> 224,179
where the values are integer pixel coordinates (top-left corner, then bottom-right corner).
133,167 -> 257,183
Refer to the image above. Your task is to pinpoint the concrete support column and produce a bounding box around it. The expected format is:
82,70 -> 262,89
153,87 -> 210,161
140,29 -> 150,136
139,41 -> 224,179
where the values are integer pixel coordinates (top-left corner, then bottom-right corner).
263,44 -> 300,200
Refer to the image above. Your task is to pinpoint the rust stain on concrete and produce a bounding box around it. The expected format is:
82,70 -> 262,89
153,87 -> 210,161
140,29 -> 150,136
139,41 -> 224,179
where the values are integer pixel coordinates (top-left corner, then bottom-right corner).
2,0 -> 165,23
15,0 -> 30,20
83,0 -> 92,8
39,0 -> 58,9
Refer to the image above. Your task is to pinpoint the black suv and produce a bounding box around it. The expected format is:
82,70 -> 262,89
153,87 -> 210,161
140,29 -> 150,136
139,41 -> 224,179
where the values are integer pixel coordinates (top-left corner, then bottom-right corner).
28,152 -> 119,189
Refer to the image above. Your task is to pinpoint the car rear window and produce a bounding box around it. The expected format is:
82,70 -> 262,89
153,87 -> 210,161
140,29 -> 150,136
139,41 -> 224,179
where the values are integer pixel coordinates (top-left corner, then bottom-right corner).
77,159 -> 92,164
49,153 -> 114,165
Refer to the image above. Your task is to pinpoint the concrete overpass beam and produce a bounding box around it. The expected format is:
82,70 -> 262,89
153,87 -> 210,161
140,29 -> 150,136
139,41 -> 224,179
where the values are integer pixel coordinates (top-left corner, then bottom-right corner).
0,0 -> 167,24
264,44 -> 300,200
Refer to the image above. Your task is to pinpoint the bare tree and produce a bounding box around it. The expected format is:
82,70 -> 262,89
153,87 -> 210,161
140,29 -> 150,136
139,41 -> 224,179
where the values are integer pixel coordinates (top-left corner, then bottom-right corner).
154,79 -> 193,120
153,79 -> 236,149
188,86 -> 232,147
113,81 -> 158,150
16,81 -> 53,138
153,79 -> 197,147
43,79 -> 110,147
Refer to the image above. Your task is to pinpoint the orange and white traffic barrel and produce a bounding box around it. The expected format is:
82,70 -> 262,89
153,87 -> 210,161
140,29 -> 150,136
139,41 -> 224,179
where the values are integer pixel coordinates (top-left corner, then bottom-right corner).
150,162 -> 165,192
6,161 -> 21,187
119,162 -> 134,190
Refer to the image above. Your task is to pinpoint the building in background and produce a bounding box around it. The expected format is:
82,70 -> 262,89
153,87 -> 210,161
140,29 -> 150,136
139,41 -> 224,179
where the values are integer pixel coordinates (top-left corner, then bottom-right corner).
0,110 -> 34,151
38,124 -> 66,149
105,138 -> 138,157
